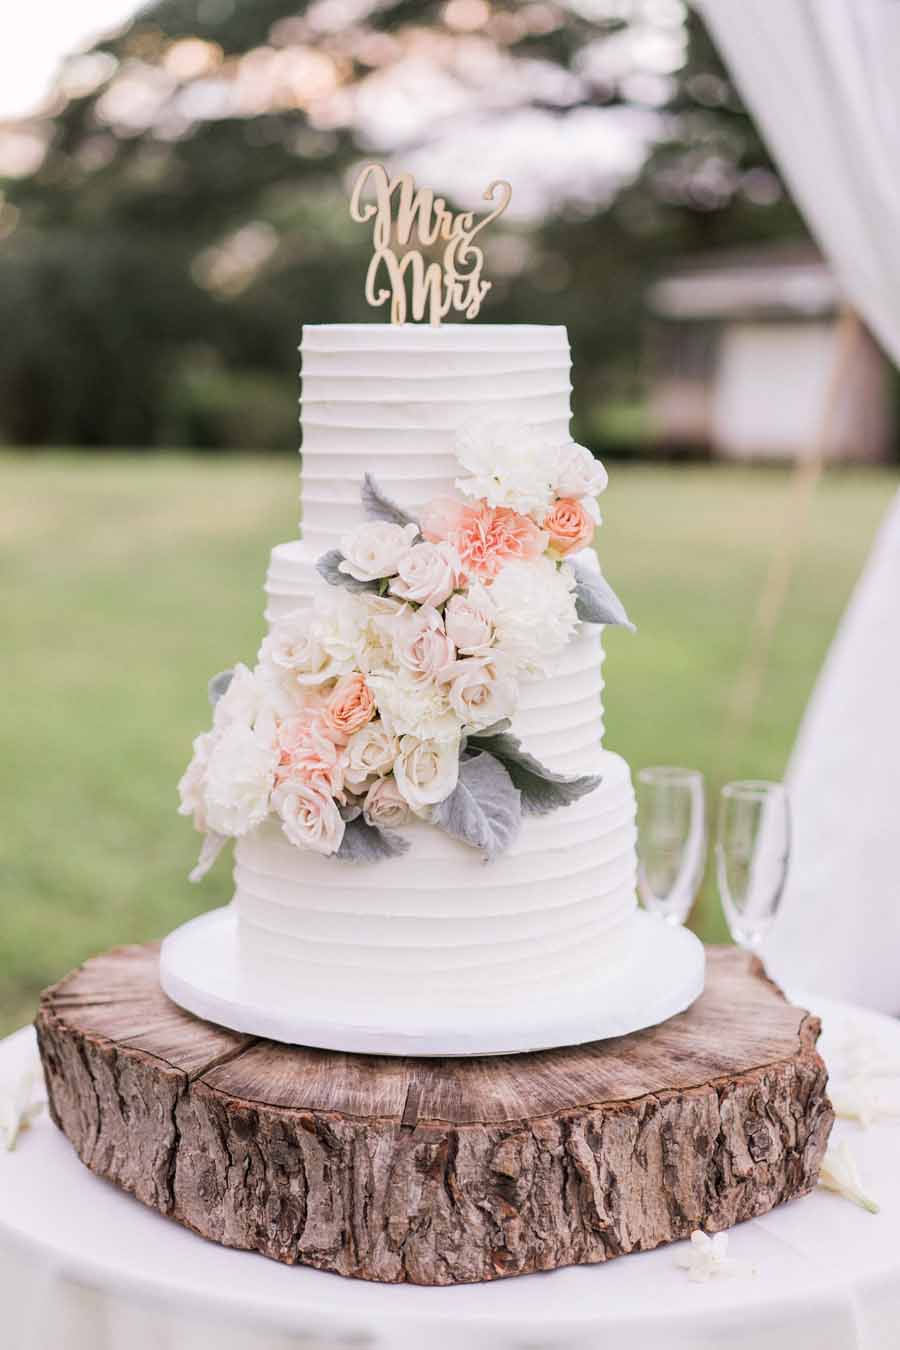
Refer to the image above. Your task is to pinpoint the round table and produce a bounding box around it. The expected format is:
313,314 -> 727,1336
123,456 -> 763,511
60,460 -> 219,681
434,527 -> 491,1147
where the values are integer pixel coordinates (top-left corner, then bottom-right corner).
2,994 -> 899,1350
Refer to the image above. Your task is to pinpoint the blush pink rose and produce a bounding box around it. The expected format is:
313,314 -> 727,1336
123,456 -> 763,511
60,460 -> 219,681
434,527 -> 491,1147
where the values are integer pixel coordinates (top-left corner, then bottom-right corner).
440,501 -> 548,581
276,712 -> 346,796
420,496 -> 467,544
391,605 -> 456,685
389,541 -> 461,608
322,673 -> 376,744
273,780 -> 345,856
543,497 -> 595,556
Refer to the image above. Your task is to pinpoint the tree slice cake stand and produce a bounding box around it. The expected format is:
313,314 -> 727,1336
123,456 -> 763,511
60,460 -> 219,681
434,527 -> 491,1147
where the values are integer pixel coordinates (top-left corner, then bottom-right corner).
158,906 -> 706,1055
35,943 -> 833,1287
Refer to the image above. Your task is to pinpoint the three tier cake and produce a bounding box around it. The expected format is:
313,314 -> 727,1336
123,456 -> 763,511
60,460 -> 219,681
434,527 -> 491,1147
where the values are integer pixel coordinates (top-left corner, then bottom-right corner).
161,322 -> 705,1053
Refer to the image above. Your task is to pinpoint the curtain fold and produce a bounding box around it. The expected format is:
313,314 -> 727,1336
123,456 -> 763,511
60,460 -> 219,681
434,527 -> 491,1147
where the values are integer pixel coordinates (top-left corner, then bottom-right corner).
695,0 -> 900,1009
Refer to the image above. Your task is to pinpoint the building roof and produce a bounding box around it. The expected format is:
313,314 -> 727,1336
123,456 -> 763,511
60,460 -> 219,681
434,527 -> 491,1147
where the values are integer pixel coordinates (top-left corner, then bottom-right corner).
647,244 -> 841,322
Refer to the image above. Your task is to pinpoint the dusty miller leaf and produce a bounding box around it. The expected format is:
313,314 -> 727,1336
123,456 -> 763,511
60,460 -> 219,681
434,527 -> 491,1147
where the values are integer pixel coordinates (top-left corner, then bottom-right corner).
362,473 -> 420,531
336,816 -> 410,862
316,549 -> 381,594
569,559 -> 635,631
208,669 -> 234,706
467,731 -> 601,816
433,751 -> 521,860
467,718 -> 512,741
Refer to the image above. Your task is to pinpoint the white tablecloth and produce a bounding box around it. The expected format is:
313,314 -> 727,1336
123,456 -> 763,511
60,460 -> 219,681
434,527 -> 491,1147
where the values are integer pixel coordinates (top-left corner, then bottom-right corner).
2,997 -> 899,1350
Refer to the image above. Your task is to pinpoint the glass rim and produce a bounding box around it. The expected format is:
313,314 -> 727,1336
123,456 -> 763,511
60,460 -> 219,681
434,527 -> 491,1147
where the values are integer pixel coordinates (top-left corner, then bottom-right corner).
637,765 -> 704,786
720,779 -> 786,802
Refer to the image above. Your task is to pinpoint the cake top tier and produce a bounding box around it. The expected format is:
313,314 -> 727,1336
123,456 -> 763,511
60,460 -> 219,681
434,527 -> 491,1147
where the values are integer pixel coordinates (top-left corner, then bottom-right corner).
301,323 -> 568,351
299,323 -> 573,553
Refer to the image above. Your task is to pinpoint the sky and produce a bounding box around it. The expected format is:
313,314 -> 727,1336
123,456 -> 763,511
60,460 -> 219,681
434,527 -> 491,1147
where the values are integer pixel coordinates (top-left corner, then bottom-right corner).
0,1 -> 141,119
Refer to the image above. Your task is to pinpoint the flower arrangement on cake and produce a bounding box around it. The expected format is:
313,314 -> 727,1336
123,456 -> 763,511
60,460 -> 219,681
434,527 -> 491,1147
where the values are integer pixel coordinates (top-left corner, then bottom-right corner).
178,422 -> 632,877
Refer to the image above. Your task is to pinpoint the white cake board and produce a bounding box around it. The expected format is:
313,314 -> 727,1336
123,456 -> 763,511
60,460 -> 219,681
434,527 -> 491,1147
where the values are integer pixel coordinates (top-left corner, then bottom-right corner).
159,907 -> 705,1056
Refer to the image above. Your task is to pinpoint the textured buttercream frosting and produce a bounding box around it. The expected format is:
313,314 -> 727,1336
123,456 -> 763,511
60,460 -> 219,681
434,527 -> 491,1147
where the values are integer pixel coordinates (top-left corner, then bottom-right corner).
233,322 -> 639,1008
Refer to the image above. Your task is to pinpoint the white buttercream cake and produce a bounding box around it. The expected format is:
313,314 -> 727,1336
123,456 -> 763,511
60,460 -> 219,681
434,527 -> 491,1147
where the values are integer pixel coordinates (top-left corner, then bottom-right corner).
232,323 -> 641,1005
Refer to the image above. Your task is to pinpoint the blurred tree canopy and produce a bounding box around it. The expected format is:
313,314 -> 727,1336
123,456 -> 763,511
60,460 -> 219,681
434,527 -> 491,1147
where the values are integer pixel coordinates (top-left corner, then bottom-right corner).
0,0 -> 805,449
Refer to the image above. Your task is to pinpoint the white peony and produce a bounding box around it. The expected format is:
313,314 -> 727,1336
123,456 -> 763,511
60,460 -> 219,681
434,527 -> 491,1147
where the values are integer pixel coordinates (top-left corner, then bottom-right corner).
273,780 -> 345,856
554,440 -> 608,500
343,720 -> 399,792
338,520 -> 419,583
444,655 -> 518,731
363,775 -> 414,830
389,541 -> 461,608
488,556 -> 579,675
178,731 -> 215,831
393,734 -> 460,813
204,721 -> 278,837
212,663 -> 262,732
390,605 -> 456,685
368,670 -> 459,742
455,420 -> 558,519
444,583 -> 497,656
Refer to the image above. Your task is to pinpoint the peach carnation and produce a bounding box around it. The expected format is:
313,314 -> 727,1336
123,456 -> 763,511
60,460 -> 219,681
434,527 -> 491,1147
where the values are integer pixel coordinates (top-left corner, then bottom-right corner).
543,497 -> 595,556
424,496 -> 548,581
276,712 -> 345,796
322,672 -> 376,744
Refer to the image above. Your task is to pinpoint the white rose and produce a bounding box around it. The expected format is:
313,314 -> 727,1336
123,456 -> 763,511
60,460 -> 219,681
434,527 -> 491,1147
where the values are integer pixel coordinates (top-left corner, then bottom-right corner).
355,593 -> 405,676
259,608 -> 336,687
444,656 -> 518,731
389,541 -> 460,608
338,521 -> 419,583
344,720 -> 399,792
177,731 -> 214,831
273,780 -> 345,856
455,419 -> 557,519
204,721 -> 278,837
488,556 -> 579,676
368,671 -> 459,742
390,605 -> 456,684
444,584 -> 497,656
554,441 -> 608,500
393,734 -> 460,813
212,664 -> 262,731
363,776 -> 414,830
316,590 -> 369,674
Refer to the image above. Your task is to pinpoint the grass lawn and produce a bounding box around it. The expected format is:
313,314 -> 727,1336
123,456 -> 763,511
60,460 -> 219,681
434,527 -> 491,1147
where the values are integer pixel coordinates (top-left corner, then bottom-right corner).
2,452 -> 898,1035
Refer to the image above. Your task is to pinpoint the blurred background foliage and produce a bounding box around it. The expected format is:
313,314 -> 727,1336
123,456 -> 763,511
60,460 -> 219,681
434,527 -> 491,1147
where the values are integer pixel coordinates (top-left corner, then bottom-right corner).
0,0 -> 805,450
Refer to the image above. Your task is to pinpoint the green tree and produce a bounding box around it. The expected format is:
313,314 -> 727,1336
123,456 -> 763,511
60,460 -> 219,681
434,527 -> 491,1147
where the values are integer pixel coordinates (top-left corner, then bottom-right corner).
0,2 -> 805,448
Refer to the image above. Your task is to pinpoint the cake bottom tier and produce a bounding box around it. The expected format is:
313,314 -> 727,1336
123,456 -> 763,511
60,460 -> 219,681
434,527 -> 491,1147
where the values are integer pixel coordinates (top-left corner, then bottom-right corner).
232,749 -> 638,1006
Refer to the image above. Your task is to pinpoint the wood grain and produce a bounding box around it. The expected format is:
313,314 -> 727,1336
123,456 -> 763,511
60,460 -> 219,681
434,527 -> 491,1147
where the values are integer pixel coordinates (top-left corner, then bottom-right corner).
36,943 -> 833,1286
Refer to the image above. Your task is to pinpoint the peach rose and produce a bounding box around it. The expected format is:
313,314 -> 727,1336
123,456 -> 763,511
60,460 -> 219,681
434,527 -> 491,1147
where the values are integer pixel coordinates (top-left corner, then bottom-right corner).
322,672 -> 375,744
447,502 -> 548,581
543,497 -> 595,556
276,712 -> 346,796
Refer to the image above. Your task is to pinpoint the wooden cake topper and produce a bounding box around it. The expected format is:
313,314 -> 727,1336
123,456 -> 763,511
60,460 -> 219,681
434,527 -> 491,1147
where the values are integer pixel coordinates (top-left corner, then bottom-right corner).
349,162 -> 511,326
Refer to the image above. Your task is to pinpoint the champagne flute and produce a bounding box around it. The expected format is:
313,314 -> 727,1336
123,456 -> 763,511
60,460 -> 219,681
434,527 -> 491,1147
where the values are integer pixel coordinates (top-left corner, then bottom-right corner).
716,780 -> 791,951
636,767 -> 707,926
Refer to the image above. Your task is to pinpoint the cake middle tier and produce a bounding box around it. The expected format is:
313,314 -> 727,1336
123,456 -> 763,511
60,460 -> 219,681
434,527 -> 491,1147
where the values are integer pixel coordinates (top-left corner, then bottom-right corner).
263,539 -> 606,771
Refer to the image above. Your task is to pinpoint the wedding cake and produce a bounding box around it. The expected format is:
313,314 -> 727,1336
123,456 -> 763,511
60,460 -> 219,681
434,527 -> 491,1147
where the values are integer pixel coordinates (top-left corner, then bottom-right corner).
162,320 -> 705,1054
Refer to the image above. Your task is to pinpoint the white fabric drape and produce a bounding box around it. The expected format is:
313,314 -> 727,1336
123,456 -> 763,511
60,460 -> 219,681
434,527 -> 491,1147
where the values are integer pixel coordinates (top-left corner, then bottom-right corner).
695,0 -> 900,1010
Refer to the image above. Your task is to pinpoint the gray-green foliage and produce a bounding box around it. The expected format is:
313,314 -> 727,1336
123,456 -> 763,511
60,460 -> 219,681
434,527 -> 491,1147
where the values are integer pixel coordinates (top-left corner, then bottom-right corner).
433,752 -> 522,861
